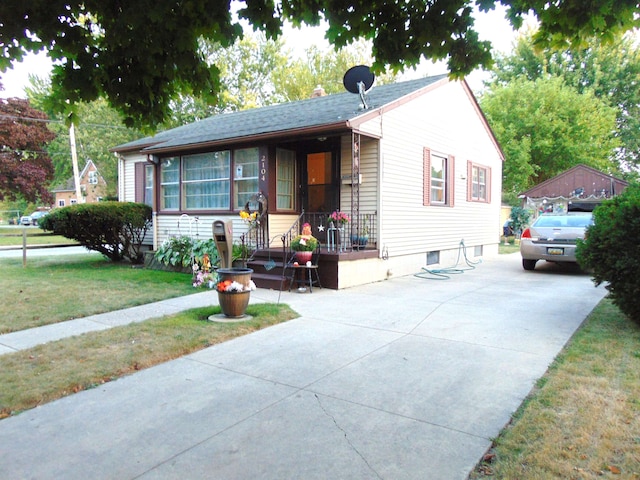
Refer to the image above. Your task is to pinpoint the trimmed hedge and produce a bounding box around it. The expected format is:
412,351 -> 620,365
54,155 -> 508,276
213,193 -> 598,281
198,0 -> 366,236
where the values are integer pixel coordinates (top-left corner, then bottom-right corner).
576,184 -> 640,324
40,202 -> 152,263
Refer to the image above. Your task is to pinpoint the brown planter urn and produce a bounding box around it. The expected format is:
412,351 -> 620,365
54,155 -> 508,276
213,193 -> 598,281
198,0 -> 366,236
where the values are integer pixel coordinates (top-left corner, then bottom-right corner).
216,267 -> 253,318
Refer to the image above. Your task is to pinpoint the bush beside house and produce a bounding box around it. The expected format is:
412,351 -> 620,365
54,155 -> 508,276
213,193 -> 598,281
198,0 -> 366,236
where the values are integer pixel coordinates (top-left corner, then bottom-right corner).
40,202 -> 152,263
576,184 -> 640,324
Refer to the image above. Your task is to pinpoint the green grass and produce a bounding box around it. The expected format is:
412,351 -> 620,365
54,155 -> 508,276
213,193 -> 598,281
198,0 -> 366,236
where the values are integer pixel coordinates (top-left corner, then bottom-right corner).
0,303 -> 298,418
0,255 -> 196,333
471,298 -> 640,479
0,226 -> 74,245
498,241 -> 520,255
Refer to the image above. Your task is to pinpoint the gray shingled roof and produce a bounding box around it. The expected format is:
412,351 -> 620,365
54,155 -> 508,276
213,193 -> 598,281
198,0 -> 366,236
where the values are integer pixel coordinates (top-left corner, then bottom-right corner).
113,74 -> 448,153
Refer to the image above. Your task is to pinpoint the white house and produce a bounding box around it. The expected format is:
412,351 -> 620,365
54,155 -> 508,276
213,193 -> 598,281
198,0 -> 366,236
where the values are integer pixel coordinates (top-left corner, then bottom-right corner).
112,75 -> 504,289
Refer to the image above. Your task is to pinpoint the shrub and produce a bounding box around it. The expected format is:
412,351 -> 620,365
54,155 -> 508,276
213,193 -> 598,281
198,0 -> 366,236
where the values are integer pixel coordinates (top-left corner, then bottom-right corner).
510,206 -> 531,237
155,236 -> 218,268
40,202 -> 151,263
576,184 -> 640,324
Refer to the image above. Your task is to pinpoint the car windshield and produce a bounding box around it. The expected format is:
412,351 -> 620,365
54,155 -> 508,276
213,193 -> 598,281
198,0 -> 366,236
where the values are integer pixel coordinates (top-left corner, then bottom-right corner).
534,215 -> 592,228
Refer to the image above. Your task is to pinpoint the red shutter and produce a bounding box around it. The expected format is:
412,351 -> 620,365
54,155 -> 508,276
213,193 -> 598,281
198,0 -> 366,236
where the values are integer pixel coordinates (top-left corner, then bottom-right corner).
423,148 -> 431,206
134,162 -> 145,203
486,166 -> 492,204
448,155 -> 455,207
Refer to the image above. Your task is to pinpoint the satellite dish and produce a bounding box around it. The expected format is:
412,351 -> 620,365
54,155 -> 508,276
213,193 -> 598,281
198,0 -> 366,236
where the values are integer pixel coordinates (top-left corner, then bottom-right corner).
343,65 -> 375,93
343,65 -> 375,109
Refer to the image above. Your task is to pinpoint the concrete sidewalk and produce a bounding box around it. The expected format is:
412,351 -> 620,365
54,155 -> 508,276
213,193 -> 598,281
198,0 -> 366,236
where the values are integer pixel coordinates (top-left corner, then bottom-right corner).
0,254 -> 606,479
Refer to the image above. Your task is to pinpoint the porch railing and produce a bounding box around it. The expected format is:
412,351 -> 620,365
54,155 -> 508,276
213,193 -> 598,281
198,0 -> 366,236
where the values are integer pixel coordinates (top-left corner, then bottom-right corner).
280,212 -> 306,258
301,211 -> 377,251
239,210 -> 268,263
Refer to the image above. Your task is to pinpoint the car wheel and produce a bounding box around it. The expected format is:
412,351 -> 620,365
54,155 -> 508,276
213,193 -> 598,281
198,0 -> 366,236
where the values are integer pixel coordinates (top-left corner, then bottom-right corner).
522,259 -> 537,271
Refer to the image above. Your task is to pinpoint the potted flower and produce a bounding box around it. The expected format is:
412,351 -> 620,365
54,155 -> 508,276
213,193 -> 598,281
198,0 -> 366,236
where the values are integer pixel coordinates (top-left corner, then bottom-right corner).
290,223 -> 318,263
215,267 -> 255,318
352,224 -> 369,250
328,211 -> 350,226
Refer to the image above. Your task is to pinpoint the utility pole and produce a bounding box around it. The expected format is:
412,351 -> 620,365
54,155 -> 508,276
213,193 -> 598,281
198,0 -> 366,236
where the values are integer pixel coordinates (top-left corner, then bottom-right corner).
69,123 -> 84,203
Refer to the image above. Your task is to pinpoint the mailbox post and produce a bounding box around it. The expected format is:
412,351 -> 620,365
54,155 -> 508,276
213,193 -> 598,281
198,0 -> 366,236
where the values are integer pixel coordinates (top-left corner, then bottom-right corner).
213,220 -> 233,268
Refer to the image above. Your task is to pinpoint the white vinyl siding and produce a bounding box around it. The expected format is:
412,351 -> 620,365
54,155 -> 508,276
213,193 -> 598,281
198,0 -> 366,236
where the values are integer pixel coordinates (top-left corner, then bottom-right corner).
357,80 -> 502,256
119,154 -> 147,202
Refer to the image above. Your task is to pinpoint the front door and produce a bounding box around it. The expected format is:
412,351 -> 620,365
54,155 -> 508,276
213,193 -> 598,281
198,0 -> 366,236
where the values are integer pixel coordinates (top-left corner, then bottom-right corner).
304,151 -> 336,213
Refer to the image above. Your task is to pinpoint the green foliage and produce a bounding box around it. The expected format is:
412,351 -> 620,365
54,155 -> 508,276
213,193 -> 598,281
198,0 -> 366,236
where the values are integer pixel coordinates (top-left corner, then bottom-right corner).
271,40 -> 398,103
155,236 -> 219,268
3,1 -> 637,129
480,76 -> 619,194
490,32 -> 640,172
291,234 -> 318,252
576,184 -> 640,324
509,206 -> 531,236
40,202 -> 152,263
26,84 -> 142,197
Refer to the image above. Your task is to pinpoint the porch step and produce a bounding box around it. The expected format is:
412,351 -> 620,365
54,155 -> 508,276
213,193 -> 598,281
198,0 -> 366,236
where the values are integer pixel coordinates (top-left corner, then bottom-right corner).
251,271 -> 290,291
246,249 -> 289,290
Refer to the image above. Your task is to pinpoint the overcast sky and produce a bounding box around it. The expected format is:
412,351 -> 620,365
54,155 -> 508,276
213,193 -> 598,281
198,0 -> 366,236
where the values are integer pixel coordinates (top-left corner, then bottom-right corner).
0,5 -> 523,99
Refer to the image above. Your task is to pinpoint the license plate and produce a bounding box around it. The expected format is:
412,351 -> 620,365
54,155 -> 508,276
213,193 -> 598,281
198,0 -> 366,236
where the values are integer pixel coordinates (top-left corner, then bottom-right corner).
548,247 -> 564,255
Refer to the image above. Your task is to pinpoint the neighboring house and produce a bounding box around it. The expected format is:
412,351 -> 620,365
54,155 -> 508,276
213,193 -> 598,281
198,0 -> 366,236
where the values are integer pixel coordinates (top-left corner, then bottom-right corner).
520,164 -> 629,215
112,75 -> 504,289
51,160 -> 107,207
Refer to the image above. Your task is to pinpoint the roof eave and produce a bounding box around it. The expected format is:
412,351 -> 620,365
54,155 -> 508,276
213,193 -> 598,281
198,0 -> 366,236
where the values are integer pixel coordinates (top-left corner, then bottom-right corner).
348,75 -> 450,129
110,140 -> 165,154
140,121 -> 352,155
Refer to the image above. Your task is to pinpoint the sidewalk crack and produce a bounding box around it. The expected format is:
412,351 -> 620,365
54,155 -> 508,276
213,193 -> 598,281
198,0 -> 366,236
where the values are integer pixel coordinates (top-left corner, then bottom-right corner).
314,393 -> 383,480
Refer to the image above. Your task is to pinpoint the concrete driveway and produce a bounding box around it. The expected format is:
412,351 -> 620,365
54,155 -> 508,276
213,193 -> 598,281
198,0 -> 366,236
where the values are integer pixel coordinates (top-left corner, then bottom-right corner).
0,254 -> 606,479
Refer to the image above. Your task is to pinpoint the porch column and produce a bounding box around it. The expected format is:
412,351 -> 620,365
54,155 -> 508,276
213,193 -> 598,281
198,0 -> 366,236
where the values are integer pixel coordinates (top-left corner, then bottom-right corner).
351,132 -> 361,241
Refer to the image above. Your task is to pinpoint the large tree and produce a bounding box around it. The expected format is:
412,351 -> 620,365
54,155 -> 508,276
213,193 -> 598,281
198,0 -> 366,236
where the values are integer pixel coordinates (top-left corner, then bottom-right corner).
0,97 -> 55,203
1,1 -> 637,129
489,32 -> 640,172
165,34 -> 290,128
480,76 -> 619,197
272,40 -> 398,103
26,81 -> 141,198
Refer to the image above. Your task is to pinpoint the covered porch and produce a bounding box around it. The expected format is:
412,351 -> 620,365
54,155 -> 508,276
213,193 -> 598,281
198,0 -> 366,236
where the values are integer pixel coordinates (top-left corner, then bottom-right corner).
243,210 -> 379,290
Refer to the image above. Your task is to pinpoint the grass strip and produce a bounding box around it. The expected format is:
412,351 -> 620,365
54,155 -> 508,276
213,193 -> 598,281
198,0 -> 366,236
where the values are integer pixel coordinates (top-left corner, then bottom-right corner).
472,298 -> 640,479
0,303 -> 297,418
0,255 -> 195,334
0,227 -> 72,246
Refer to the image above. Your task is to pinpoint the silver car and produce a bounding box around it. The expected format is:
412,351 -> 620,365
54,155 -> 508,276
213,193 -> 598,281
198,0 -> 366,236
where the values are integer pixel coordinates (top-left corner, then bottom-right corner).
520,212 -> 593,271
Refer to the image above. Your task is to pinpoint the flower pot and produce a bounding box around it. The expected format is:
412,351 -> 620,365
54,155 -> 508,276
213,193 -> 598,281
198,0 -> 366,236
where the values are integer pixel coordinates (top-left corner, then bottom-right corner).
216,268 -> 253,318
351,235 -> 368,250
217,290 -> 251,318
217,267 -> 253,288
295,251 -> 313,263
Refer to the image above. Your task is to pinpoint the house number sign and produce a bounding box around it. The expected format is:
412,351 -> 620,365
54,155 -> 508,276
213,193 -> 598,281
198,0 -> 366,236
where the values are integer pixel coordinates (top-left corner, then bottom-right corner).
260,155 -> 267,182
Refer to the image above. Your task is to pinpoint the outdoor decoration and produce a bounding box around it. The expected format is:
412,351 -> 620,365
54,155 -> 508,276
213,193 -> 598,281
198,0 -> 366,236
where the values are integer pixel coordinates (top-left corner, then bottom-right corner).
192,253 -> 215,288
239,210 -> 259,226
290,223 -> 318,263
328,211 -> 350,225
215,267 -> 255,318
351,228 -> 369,250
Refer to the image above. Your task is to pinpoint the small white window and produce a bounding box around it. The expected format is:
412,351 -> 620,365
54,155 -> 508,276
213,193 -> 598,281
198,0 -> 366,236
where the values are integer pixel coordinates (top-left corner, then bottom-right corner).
88,171 -> 98,185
